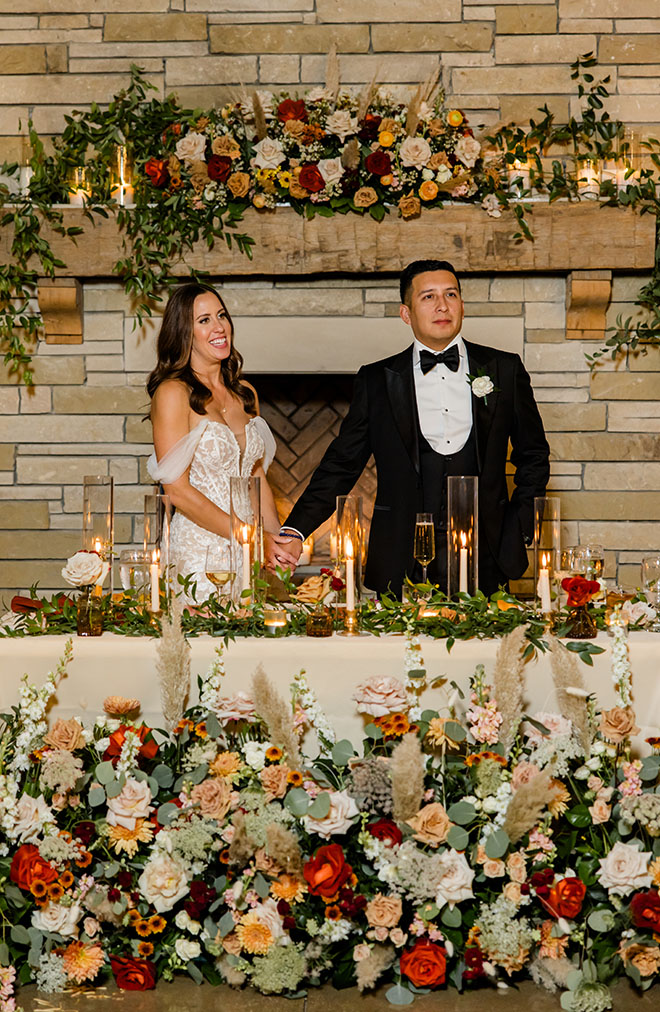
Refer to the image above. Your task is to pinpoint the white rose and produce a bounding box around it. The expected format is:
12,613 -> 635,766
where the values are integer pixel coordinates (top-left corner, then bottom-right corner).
175,938 -> 201,961
318,157 -> 344,185
471,376 -> 495,399
253,137 -> 285,170
325,109 -> 358,142
352,676 -> 408,717
597,841 -> 652,896
455,135 -> 481,168
306,86 -> 333,103
399,136 -> 432,169
304,790 -> 359,838
243,740 -> 268,771
175,131 -> 207,165
32,902 -> 82,937
106,777 -> 153,830
621,600 -> 656,625
215,692 -> 256,725
525,711 -> 571,745
138,854 -> 189,912
435,850 -> 475,909
13,794 -> 53,842
62,550 -> 108,589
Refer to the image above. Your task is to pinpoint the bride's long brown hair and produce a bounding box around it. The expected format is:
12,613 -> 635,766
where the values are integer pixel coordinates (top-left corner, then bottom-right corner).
146,282 -> 256,416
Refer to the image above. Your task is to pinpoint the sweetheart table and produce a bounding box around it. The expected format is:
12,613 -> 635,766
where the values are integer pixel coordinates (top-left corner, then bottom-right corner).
2,632 -> 659,750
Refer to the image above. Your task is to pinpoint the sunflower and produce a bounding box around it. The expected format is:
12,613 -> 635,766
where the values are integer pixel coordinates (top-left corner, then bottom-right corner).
138,941 -> 154,958
30,879 -> 48,899
174,718 -> 194,736
271,874 -> 307,904
325,905 -> 342,921
194,722 -> 208,739
287,770 -> 304,787
127,909 -> 142,925
48,883 -> 64,902
236,911 -> 273,955
135,919 -> 151,938
218,847 -> 230,864
75,850 -> 93,869
62,941 -> 104,984
149,915 -> 166,934
265,746 -> 283,762
60,870 -> 74,889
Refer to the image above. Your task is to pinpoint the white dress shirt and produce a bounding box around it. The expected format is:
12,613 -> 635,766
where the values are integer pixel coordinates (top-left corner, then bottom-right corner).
413,335 -> 473,454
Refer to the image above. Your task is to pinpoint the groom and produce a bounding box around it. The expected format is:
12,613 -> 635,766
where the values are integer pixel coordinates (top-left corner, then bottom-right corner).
270,259 -> 550,597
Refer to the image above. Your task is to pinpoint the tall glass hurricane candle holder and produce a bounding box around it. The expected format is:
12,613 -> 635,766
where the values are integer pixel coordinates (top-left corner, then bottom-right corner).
447,476 -> 478,597
82,475 -> 114,595
230,476 -> 261,605
336,495 -> 363,632
641,554 -> 660,633
533,496 -> 561,614
144,493 -> 172,614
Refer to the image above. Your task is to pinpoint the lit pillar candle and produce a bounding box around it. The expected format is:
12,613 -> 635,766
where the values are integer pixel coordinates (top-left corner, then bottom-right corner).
345,535 -> 355,612
459,531 -> 468,594
94,537 -> 102,555
329,531 -> 338,561
241,524 -> 251,592
538,552 -> 552,613
150,549 -> 160,612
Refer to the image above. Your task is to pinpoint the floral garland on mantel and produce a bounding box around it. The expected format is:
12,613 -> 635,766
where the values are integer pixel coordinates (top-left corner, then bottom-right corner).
0,53 -> 659,384
2,629 -> 660,1010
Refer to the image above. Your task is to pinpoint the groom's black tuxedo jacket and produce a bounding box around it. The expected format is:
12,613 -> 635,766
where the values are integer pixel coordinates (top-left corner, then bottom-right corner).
286,341 -> 550,595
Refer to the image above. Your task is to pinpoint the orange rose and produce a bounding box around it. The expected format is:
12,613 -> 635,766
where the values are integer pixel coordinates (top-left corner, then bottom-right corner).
10,844 -> 58,891
303,844 -> 352,898
540,877 -> 586,920
400,939 -> 446,989
419,179 -> 438,202
190,777 -> 231,821
599,706 -> 640,744
398,193 -> 421,219
44,718 -> 85,751
406,803 -> 451,846
353,186 -> 378,208
227,172 -> 251,199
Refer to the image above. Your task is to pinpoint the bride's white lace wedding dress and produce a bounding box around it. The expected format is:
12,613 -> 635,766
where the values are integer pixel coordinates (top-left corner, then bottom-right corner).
146,416 -> 276,601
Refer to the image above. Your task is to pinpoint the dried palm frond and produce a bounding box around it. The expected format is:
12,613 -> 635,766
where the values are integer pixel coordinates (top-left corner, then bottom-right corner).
251,665 -> 301,766
549,636 -> 591,756
502,768 -> 553,843
405,64 -> 441,137
325,42 -> 340,101
156,597 -> 190,730
390,732 -> 425,823
492,624 -> 528,752
252,90 -> 268,140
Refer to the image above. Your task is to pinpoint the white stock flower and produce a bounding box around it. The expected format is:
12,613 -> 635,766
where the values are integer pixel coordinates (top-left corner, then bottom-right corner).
138,854 -> 189,912
32,902 -> 82,937
435,850 -> 475,909
13,793 -> 53,842
106,777 -> 153,830
253,137 -> 285,170
303,790 -> 359,838
399,136 -> 432,169
597,840 -> 652,896
175,131 -> 207,165
325,109 -> 357,141
471,375 -> 495,399
62,551 -> 108,589
243,740 -> 269,771
318,157 -> 344,185
455,135 -> 481,168
175,938 -> 201,961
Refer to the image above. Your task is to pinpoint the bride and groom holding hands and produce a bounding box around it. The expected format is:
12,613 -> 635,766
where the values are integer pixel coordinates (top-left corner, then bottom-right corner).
147,259 -> 550,600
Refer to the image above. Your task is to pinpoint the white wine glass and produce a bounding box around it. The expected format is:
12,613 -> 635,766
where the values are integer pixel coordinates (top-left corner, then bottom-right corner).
414,512 -> 435,584
204,545 -> 235,605
641,554 -> 660,633
573,544 -> 605,581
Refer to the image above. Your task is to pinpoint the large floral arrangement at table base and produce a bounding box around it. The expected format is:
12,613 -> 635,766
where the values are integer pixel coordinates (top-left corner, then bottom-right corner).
1,633 -> 660,1011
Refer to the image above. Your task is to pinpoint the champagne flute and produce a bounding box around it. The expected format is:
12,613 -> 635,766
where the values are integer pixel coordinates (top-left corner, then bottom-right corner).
414,513 -> 435,584
641,554 -> 660,633
205,545 -> 235,604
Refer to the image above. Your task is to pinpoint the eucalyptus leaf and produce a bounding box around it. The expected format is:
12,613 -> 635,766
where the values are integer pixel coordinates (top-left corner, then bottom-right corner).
364,722 -> 384,740
105,778 -> 124,799
284,787 -> 311,817
205,712 -> 221,739
447,825 -> 470,851
440,905 -> 462,928
331,739 -> 355,767
152,763 -> 175,788
444,720 -> 466,742
385,984 -> 414,1006
218,910 -> 236,938
447,801 -> 477,825
10,925 -> 30,946
95,760 -> 116,785
187,961 -> 203,985
157,802 -> 180,825
253,873 -> 270,899
88,785 -> 106,807
484,828 -> 510,860
307,792 -> 331,819
0,943 -> 9,966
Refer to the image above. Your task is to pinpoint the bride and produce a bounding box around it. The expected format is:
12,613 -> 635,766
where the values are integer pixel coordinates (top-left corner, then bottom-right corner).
146,283 -> 297,601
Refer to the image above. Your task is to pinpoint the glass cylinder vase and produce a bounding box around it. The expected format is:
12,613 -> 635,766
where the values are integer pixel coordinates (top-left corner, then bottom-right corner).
82,475 -> 114,595
447,476 -> 478,596
230,476 -> 261,604
335,495 -> 363,613
533,496 -> 561,614
143,492 -> 172,614
76,586 -> 103,637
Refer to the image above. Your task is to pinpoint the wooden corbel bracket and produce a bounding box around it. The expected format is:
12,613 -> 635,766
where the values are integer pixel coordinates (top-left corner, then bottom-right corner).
37,278 -> 83,344
565,269 -> 612,341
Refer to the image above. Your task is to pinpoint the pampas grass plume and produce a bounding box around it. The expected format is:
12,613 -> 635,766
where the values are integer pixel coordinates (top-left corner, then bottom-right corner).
356,944 -> 395,992
390,733 -> 425,824
549,637 -> 590,756
492,624 -> 527,752
251,665 -> 301,766
502,768 -> 553,844
156,596 -> 190,731
265,823 -> 303,877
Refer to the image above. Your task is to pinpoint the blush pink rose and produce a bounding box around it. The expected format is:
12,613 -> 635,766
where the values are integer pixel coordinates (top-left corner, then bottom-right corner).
352,676 -> 408,717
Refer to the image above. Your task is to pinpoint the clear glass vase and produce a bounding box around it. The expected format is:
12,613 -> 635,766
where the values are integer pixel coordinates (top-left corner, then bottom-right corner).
76,586 -> 103,637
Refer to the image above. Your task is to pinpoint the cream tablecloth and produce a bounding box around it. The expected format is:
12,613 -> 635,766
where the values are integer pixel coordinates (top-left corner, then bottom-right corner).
2,632 -> 660,749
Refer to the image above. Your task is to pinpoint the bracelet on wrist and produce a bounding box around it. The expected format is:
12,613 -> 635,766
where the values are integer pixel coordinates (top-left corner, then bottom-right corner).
279,529 -> 304,541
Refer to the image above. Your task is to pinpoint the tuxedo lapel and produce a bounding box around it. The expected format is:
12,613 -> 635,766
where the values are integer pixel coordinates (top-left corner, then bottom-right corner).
384,345 -> 420,475
465,340 -> 499,473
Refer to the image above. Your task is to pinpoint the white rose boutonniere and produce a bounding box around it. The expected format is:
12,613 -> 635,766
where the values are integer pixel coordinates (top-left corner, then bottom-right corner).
467,370 -> 497,404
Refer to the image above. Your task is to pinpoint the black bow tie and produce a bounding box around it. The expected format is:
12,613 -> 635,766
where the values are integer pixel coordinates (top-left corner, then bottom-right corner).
419,345 -> 460,375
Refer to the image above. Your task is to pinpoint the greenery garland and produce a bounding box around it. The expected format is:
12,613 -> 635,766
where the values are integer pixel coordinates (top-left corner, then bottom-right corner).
0,54 -> 658,386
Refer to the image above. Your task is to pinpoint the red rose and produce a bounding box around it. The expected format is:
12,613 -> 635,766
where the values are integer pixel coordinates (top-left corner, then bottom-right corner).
104,724 -> 158,765
366,819 -> 403,847
10,844 -> 58,891
110,956 -> 157,991
400,939 -> 446,989
298,164 -> 325,193
303,843 -> 352,898
144,157 -> 169,188
631,890 -> 660,933
561,577 -> 600,607
277,99 -> 308,123
365,151 -> 392,176
207,155 -> 232,183
540,876 -> 586,920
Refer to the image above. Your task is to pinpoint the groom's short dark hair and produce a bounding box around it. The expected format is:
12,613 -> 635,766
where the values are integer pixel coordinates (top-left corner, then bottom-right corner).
400,259 -> 462,305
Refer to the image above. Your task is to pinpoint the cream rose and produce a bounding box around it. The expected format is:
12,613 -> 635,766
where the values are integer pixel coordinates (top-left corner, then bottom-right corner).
175,938 -> 201,961
303,790 -> 359,837
399,136 -> 432,169
44,718 -> 86,752
352,676 -> 408,717
511,762 -> 541,791
253,137 -> 285,170
471,376 -> 494,399
506,851 -> 527,884
621,600 -> 656,625
62,550 -> 108,588
318,157 -> 344,185
175,131 -> 207,165
32,902 -> 82,937
14,794 -> 53,842
483,858 -> 505,878
407,803 -> 451,847
599,706 -> 640,744
215,692 -> 256,725
435,850 -> 475,909
259,764 -> 290,801
589,798 -> 611,825
365,893 -> 402,929
503,882 -> 522,906
455,135 -> 481,168
138,854 -> 189,912
106,777 -> 153,830
597,840 -> 652,896
191,777 -> 231,821
325,109 -> 357,141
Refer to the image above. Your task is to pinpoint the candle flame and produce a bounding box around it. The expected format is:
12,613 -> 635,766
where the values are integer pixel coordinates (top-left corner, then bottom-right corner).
541,552 -> 548,568
345,535 -> 354,559
241,524 -> 250,544
460,531 -> 467,549
94,537 -> 102,553
152,548 -> 159,563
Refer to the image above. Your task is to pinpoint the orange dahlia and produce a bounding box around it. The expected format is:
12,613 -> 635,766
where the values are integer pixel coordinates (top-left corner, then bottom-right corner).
62,941 -> 105,984
236,911 -> 273,955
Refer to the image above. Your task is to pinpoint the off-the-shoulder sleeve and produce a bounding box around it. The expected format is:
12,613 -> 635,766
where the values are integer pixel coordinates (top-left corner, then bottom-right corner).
146,420 -> 208,484
253,415 -> 277,473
